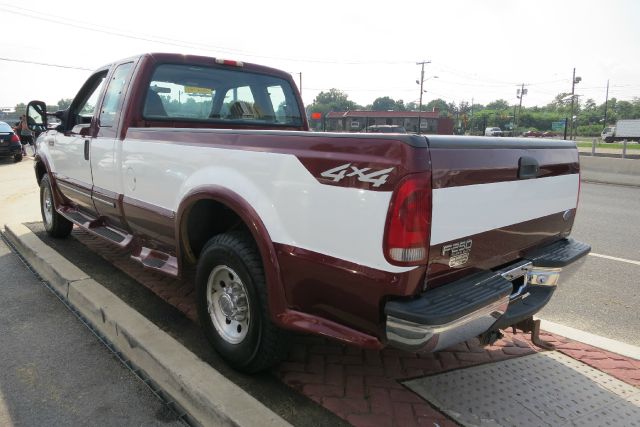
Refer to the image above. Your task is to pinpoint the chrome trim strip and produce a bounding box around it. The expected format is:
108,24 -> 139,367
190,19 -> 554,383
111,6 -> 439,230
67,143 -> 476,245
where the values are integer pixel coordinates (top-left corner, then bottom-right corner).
386,296 -> 509,352
58,182 -> 91,198
92,195 -> 116,208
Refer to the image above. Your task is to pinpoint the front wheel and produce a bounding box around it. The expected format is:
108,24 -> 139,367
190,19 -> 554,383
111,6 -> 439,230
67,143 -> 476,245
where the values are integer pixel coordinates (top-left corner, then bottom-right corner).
196,232 -> 288,373
40,174 -> 73,238
13,153 -> 22,162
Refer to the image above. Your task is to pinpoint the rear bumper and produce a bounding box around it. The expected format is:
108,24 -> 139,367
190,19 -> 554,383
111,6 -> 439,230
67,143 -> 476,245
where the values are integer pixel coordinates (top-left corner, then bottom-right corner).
385,238 -> 590,352
0,143 -> 21,157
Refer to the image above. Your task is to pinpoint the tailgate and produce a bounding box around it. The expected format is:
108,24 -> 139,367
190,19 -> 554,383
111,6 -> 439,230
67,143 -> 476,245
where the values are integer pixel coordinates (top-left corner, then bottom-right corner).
424,136 -> 580,288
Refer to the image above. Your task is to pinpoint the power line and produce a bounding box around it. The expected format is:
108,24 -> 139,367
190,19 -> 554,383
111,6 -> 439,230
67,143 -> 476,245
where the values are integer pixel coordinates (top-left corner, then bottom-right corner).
0,4 -> 413,66
0,57 -> 93,71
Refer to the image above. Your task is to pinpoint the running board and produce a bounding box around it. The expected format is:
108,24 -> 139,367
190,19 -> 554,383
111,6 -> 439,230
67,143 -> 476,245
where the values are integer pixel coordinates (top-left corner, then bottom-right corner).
130,247 -> 179,277
59,207 -> 133,248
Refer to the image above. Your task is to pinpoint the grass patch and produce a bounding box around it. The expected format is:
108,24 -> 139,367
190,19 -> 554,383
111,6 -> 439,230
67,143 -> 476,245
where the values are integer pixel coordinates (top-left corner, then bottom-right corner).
576,141 -> 640,150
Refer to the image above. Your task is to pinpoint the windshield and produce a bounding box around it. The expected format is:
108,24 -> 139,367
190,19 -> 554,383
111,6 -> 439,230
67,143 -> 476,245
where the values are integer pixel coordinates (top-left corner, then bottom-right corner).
144,64 -> 303,128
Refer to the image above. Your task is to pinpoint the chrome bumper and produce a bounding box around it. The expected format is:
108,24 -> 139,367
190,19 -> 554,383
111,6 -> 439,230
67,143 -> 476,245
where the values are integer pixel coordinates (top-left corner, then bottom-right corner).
385,264 -> 562,352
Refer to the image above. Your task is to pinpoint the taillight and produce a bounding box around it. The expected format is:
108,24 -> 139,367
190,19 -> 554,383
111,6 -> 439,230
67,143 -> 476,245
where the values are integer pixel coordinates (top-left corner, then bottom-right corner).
383,172 -> 432,266
10,134 -> 20,143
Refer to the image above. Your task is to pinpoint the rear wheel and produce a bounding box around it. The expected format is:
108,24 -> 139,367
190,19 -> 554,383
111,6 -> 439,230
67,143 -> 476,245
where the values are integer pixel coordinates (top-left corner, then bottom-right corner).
40,174 -> 73,238
13,153 -> 22,162
196,231 -> 288,373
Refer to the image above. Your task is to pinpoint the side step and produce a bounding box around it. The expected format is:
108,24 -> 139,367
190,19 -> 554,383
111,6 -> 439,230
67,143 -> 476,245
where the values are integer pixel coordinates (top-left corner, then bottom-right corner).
60,208 -> 132,248
131,247 -> 179,277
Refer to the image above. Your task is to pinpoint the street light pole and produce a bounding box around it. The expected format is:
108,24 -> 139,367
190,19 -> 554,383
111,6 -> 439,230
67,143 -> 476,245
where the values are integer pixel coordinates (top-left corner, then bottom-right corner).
416,60 -> 430,134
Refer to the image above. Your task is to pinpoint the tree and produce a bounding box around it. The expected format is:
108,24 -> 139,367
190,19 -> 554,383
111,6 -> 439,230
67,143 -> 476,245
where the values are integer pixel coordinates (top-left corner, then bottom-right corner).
371,96 -> 397,111
308,88 -> 360,115
57,98 -> 73,110
424,98 -> 448,114
485,99 -> 510,110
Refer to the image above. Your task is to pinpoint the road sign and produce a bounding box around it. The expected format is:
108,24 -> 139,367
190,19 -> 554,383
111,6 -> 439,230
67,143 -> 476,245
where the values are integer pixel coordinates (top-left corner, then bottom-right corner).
551,121 -> 566,131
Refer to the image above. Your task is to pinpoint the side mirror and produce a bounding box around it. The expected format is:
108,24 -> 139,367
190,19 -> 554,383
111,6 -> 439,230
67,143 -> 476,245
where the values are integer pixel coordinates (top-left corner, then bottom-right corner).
26,101 -> 47,132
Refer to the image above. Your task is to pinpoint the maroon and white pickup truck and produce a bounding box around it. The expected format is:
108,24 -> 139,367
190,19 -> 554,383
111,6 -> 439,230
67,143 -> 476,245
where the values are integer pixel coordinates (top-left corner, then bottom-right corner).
26,53 -> 590,372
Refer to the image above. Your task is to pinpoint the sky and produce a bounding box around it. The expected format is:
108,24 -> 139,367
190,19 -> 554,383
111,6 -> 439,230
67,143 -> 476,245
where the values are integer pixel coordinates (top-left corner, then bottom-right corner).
1,0 -> 639,111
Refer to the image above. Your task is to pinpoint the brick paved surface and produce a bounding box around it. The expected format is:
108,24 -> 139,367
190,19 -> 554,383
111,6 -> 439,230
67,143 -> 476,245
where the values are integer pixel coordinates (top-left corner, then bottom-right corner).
70,228 -> 639,426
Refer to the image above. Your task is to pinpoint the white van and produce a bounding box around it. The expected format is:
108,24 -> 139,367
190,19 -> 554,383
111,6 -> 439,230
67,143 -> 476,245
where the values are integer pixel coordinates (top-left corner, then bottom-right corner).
484,127 -> 503,136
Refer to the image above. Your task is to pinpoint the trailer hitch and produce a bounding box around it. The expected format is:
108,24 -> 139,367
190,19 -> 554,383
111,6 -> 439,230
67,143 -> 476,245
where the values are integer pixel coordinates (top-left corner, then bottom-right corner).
512,317 -> 555,350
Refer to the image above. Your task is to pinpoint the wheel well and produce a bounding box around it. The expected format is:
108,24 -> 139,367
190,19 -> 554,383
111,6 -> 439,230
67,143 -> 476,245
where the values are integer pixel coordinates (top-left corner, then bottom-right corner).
182,199 -> 249,263
35,161 -> 46,184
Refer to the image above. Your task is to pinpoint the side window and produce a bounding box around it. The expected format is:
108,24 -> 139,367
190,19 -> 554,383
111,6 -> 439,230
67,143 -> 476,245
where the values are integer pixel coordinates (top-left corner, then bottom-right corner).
76,73 -> 106,118
100,62 -> 133,127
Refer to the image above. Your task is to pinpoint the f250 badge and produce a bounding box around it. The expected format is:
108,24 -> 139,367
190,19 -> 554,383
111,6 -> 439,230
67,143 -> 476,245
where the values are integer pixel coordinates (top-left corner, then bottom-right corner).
320,163 -> 394,188
442,239 -> 473,267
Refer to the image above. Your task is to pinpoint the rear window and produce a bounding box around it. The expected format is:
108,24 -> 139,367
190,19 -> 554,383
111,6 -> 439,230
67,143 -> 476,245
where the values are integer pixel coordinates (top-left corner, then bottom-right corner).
0,122 -> 13,132
143,64 -> 302,127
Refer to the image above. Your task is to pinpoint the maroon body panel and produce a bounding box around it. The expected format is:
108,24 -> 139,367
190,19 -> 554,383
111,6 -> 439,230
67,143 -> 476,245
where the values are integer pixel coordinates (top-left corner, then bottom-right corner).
426,211 -> 575,288
430,147 -> 579,188
275,244 -> 426,337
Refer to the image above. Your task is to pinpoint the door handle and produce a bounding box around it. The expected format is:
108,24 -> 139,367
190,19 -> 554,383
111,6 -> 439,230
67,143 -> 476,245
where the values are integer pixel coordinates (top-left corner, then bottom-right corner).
84,139 -> 90,160
518,156 -> 539,179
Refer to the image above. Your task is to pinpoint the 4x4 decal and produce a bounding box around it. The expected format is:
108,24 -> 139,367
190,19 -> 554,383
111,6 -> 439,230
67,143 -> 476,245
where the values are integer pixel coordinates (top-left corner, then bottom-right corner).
320,163 -> 394,188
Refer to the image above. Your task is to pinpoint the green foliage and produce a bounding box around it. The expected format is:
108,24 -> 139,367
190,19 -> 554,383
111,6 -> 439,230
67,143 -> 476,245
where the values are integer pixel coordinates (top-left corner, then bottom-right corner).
576,124 -> 604,137
425,98 -> 448,114
308,89 -> 361,115
371,96 -> 396,111
485,99 -> 510,110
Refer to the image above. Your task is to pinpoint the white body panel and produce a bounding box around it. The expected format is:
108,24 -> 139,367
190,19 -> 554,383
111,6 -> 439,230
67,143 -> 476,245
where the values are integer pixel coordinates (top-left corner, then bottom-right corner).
52,132 -> 93,186
120,138 -> 410,273
430,174 -> 579,245
91,136 -> 117,192
82,135 -> 581,274
615,120 -> 640,138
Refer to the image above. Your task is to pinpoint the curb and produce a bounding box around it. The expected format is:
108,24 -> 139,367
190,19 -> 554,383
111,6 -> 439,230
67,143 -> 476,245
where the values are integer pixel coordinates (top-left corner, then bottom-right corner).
538,317 -> 640,361
3,223 -> 291,427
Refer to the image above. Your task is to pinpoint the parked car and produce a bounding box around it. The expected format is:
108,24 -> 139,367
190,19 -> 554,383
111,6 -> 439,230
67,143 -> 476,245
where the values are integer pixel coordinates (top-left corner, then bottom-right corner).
0,121 -> 23,162
542,131 -> 558,138
484,127 -> 503,136
522,130 -> 543,138
27,53 -> 590,373
366,125 -> 407,133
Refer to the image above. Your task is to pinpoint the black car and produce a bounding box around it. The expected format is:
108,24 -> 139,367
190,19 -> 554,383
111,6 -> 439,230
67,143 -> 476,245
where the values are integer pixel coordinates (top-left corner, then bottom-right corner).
0,121 -> 23,162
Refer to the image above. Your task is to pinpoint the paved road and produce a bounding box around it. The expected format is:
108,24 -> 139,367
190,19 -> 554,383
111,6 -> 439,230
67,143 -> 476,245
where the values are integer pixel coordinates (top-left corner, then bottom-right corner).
0,237 -> 184,426
540,181 -> 640,346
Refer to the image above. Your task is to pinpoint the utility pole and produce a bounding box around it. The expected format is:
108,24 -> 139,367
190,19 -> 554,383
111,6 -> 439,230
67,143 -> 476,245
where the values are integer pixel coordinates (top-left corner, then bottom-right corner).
416,60 -> 431,135
603,79 -> 610,128
470,97 -> 474,134
569,68 -> 581,140
516,83 -> 527,132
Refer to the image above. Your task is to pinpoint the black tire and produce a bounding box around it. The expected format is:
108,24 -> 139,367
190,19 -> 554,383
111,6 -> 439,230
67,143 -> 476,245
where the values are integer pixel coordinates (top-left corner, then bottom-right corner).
13,153 -> 23,162
196,231 -> 288,373
40,174 -> 73,238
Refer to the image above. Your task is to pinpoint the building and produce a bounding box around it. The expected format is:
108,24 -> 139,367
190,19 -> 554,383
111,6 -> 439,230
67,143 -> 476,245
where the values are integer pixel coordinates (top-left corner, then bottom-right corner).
323,110 -> 454,134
